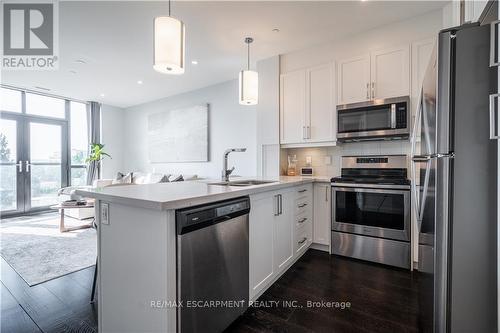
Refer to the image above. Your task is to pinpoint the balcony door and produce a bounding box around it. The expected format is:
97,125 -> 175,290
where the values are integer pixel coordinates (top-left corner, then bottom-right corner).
0,113 -> 68,216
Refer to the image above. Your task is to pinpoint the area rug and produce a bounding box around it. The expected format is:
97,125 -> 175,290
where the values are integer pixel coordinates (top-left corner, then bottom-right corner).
0,213 -> 97,286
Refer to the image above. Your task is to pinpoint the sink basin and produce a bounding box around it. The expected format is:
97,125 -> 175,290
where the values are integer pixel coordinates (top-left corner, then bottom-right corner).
208,180 -> 277,187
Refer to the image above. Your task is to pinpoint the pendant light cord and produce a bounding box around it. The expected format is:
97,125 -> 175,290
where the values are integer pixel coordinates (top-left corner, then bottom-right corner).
247,42 -> 250,70
168,0 -> 171,16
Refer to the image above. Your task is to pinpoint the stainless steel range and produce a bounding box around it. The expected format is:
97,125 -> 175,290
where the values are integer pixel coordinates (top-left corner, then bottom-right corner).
331,155 -> 411,269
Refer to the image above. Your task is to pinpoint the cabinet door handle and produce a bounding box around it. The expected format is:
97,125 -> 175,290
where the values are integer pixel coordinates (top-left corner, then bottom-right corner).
298,189 -> 307,193
25,161 -> 31,173
274,195 -> 279,216
491,21 -> 500,67
307,126 -> 311,139
298,237 -> 307,245
298,203 -> 307,208
15,161 -> 23,172
371,82 -> 375,99
490,93 -> 500,139
325,186 -> 328,202
298,217 -> 307,224
279,194 -> 283,215
366,83 -> 370,99
302,126 -> 306,140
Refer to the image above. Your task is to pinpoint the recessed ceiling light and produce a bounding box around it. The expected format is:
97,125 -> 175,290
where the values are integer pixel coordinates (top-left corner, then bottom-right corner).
100,93 -> 105,97
137,80 -> 143,85
69,70 -> 77,74
191,60 -> 198,65
272,28 -> 280,33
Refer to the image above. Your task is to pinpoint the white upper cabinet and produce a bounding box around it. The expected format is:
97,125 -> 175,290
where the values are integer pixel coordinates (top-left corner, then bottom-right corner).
337,54 -> 371,105
280,70 -> 306,144
307,64 -> 336,143
465,0 -> 489,23
337,45 -> 410,105
370,45 -> 410,99
280,63 -> 336,146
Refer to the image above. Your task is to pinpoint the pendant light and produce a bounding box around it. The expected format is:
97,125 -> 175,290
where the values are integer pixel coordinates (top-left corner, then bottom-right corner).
153,0 -> 185,74
239,37 -> 258,105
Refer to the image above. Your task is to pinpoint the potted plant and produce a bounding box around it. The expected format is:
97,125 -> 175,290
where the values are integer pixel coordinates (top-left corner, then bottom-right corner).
86,143 -> 111,185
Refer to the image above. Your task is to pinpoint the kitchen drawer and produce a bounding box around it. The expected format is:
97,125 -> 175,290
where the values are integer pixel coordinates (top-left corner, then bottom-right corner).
296,184 -> 312,199
295,212 -> 312,231
295,225 -> 311,254
295,196 -> 312,216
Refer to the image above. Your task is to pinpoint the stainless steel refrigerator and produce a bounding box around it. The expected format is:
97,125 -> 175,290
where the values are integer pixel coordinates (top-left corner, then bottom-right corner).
411,22 -> 497,332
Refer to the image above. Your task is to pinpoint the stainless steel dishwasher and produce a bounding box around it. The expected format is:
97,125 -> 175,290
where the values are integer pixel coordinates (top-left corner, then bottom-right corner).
176,196 -> 250,333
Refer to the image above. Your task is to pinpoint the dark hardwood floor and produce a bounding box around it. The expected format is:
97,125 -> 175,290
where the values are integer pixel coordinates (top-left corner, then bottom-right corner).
1,249 -> 419,333
226,250 -> 419,333
1,257 -> 97,333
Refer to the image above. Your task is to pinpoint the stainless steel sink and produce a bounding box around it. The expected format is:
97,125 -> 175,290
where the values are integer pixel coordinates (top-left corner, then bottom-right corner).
208,180 -> 277,187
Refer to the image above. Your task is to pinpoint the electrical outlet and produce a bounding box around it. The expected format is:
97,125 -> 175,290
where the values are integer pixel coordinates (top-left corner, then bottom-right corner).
101,203 -> 109,225
305,156 -> 312,166
324,155 -> 332,165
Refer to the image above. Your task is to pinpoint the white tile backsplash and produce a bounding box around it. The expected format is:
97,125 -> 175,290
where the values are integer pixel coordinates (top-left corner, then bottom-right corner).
282,140 -> 411,177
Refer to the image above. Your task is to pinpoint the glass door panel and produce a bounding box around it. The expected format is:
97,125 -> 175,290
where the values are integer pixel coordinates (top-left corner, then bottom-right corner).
28,122 -> 63,208
0,118 -> 21,213
338,107 -> 392,133
335,190 -> 406,230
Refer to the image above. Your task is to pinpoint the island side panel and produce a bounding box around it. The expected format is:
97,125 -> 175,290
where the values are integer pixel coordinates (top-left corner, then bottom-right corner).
97,200 -> 176,333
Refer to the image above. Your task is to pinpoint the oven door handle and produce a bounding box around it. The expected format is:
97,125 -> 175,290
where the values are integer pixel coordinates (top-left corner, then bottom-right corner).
332,186 -> 409,196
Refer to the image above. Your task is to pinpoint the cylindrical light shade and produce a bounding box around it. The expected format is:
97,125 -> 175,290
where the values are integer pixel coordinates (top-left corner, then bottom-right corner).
154,16 -> 185,74
239,70 -> 258,105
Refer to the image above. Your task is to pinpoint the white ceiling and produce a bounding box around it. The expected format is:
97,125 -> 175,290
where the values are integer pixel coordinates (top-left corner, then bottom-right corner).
1,1 -> 447,108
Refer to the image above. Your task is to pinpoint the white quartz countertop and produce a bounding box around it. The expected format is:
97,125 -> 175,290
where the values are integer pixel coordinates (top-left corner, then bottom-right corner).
75,176 -> 333,211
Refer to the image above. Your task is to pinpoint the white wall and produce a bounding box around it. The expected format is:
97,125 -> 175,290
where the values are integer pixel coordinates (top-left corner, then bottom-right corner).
280,9 -> 442,73
123,80 -> 257,179
101,104 -> 125,179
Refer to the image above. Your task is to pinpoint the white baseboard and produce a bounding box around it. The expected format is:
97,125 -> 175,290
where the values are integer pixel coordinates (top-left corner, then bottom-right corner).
310,243 -> 329,252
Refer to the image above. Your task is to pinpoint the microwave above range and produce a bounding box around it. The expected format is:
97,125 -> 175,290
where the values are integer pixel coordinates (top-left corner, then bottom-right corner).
336,96 -> 410,142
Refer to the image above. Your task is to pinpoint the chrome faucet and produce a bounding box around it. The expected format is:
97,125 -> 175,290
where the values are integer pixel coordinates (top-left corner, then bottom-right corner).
222,148 -> 247,181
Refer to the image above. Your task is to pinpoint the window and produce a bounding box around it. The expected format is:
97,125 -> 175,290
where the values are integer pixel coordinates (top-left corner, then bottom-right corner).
0,87 -> 22,113
26,93 -> 65,118
70,101 -> 88,185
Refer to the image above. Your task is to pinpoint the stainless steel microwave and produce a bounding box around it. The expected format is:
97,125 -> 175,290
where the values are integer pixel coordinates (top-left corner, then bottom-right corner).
337,96 -> 410,142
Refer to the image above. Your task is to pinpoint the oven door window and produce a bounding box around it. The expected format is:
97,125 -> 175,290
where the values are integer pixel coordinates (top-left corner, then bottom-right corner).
338,105 -> 391,133
335,190 -> 405,230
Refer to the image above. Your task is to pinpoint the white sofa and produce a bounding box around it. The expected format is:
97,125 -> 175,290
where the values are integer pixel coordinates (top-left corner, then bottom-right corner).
59,172 -> 198,219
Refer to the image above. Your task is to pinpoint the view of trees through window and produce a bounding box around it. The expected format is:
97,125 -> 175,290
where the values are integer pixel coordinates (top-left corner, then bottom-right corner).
0,87 -> 90,213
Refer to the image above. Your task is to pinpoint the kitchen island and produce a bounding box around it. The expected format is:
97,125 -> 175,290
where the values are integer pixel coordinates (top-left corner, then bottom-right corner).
76,176 -> 330,333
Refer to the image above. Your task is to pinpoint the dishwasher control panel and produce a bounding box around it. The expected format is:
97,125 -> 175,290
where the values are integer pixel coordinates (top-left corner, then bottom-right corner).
176,196 -> 250,235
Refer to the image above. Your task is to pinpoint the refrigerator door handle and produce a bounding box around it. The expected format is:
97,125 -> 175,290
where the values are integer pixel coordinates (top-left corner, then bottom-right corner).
489,93 -> 500,140
490,20 -> 500,67
411,157 -> 432,232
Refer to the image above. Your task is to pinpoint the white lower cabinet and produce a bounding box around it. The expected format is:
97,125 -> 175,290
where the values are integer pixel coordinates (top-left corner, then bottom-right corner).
249,184 -> 313,300
313,183 -> 331,247
249,193 -> 276,299
274,190 -> 295,273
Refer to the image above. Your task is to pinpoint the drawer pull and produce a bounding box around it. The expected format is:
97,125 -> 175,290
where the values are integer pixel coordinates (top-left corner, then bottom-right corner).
298,203 -> 307,208
298,217 -> 307,224
298,189 -> 307,193
298,237 -> 307,245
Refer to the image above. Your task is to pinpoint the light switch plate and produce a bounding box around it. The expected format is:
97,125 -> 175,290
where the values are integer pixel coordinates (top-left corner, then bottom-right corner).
101,203 -> 109,225
324,155 -> 332,165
